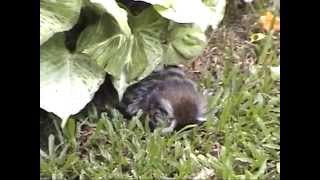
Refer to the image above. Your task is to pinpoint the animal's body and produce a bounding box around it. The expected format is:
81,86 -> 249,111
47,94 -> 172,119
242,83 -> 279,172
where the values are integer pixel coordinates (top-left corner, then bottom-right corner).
119,67 -> 206,133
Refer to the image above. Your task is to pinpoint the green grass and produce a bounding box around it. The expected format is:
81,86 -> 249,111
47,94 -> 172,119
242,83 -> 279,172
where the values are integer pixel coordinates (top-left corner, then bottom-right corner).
40,0 -> 280,179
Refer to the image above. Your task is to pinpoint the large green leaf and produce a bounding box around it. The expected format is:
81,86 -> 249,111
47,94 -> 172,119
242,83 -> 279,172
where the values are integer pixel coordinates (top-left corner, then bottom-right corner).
40,33 -> 106,127
163,23 -> 207,65
202,0 -> 227,29
78,6 -> 168,99
139,0 -> 226,31
128,7 -> 169,81
89,0 -> 131,35
40,0 -> 82,45
76,12 -> 124,53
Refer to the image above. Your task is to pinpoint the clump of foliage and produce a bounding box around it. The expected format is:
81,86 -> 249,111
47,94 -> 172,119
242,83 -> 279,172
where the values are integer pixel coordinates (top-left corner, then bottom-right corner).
40,0 -> 226,127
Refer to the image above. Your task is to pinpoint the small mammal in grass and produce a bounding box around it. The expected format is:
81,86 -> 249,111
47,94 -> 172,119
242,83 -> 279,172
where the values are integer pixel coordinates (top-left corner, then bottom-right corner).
119,66 -> 207,133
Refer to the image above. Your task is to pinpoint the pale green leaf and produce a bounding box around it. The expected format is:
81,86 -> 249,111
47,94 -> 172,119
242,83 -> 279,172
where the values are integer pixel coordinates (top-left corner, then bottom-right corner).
89,0 -> 131,35
164,24 -> 207,65
81,34 -> 130,78
202,0 -> 227,29
113,71 -> 130,100
79,7 -> 167,99
40,0 -> 82,45
128,7 -> 169,81
40,33 -> 106,127
141,0 -> 226,31
76,12 -> 122,52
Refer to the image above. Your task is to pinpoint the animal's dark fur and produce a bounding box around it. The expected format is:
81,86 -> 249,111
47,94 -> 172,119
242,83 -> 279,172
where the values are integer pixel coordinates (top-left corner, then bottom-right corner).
120,66 -> 206,132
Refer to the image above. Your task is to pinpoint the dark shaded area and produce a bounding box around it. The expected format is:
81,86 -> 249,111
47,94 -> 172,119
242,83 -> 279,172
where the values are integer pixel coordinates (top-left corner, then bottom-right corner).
40,109 -> 56,150
118,0 -> 151,15
91,74 -> 120,113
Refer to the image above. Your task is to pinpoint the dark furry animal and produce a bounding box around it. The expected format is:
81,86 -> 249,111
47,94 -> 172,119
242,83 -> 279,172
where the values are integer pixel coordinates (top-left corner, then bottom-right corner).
119,66 -> 206,133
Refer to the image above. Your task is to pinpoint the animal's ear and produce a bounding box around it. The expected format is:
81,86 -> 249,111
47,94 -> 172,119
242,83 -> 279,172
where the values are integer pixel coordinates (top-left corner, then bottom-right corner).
159,98 -> 174,117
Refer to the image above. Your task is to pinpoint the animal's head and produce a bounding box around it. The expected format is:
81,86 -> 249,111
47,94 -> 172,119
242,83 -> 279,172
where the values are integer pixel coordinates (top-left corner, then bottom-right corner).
146,78 -> 207,133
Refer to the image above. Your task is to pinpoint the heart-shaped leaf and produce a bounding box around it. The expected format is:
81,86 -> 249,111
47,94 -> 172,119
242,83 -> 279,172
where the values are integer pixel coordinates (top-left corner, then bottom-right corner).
78,7 -> 168,99
140,0 -> 226,31
40,33 -> 106,127
40,0 -> 82,45
163,24 -> 207,65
